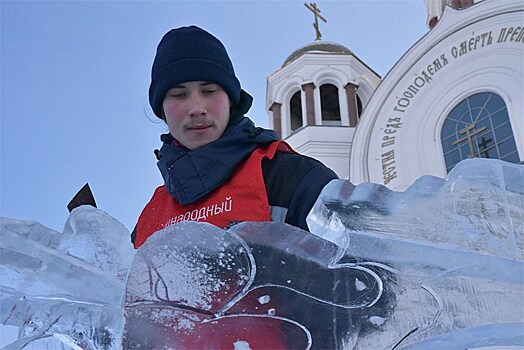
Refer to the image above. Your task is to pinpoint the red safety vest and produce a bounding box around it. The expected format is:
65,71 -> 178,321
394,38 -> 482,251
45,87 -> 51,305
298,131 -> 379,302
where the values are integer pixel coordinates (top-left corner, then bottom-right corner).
134,141 -> 292,248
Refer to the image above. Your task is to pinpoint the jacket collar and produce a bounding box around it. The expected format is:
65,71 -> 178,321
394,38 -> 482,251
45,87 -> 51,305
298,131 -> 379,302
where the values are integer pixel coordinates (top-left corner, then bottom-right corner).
157,116 -> 279,205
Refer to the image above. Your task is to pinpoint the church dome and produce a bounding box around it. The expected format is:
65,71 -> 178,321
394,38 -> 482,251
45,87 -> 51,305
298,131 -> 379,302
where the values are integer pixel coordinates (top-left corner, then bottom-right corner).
282,41 -> 353,67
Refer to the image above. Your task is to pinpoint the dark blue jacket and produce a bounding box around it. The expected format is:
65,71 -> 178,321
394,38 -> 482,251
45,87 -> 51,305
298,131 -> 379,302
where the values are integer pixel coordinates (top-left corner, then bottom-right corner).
157,119 -> 278,205
131,91 -> 337,243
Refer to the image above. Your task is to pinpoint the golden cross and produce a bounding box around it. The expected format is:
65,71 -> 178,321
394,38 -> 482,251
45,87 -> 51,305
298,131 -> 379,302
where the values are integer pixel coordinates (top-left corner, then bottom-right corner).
304,2 -> 327,41
452,123 -> 487,158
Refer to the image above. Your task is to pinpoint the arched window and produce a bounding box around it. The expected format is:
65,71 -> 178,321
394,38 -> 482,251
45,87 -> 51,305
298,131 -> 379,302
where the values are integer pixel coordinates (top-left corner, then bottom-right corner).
441,92 -> 520,172
290,91 -> 303,131
356,94 -> 363,123
320,84 -> 341,125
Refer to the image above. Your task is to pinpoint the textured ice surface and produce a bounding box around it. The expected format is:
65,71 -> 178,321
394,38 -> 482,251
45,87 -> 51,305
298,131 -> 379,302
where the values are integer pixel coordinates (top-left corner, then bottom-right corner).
122,222 -> 312,349
307,158 -> 524,349
308,158 -> 524,260
0,206 -> 135,349
2,158 -> 523,349
123,221 -> 390,349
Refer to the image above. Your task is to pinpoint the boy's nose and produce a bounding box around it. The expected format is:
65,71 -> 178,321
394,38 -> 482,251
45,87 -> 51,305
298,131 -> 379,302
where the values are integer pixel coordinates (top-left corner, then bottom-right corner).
188,93 -> 207,117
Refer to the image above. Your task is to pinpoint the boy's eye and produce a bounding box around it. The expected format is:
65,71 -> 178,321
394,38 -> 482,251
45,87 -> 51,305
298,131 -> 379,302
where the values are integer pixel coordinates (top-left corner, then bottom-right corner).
169,91 -> 186,98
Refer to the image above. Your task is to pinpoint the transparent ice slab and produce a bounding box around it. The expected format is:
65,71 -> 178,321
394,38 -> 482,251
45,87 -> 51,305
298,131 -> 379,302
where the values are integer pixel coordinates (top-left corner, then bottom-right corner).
308,158 -> 524,260
122,217 -> 524,349
123,221 -> 379,349
306,158 -> 524,348
1,206 -> 135,350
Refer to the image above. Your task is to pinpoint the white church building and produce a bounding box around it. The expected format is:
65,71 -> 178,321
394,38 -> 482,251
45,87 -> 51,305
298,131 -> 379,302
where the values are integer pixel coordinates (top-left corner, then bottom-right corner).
266,0 -> 523,191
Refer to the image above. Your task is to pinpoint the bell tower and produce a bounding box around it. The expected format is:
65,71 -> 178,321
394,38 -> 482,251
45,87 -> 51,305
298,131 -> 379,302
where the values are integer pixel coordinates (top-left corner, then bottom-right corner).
266,5 -> 380,178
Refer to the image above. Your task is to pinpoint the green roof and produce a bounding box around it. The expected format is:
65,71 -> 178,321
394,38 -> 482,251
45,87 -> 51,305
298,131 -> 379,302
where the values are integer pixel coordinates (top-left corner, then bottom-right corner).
282,41 -> 353,67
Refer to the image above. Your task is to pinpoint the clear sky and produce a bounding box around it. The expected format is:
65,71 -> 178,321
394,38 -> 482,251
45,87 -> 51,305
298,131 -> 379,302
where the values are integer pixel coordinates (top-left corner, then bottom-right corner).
1,0 -> 429,235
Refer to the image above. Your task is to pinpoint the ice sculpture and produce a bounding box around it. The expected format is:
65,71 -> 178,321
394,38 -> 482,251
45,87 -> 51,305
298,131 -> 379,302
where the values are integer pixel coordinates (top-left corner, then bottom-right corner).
308,158 -> 523,260
1,158 -> 523,349
122,221 -> 389,349
0,206 -> 135,349
307,158 -> 524,348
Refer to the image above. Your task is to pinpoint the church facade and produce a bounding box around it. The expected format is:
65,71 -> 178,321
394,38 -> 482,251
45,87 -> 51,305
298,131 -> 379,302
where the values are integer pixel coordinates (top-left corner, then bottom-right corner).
266,0 -> 523,190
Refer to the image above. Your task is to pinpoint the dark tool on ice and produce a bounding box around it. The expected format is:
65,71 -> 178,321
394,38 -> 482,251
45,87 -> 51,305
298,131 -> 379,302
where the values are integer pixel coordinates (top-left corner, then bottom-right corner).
67,183 -> 97,212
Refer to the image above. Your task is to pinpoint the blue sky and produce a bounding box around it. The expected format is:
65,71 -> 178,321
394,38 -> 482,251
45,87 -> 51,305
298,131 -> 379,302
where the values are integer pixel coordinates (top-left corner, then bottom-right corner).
1,0 -> 428,235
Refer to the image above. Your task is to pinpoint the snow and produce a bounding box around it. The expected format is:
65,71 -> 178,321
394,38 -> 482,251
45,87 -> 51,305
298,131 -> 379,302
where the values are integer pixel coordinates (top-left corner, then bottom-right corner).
257,295 -> 270,304
233,340 -> 252,350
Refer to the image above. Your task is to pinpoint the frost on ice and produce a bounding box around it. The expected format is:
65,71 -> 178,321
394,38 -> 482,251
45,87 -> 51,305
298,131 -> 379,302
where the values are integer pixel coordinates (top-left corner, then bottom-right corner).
307,158 -> 524,348
0,206 -> 135,349
1,158 -> 523,349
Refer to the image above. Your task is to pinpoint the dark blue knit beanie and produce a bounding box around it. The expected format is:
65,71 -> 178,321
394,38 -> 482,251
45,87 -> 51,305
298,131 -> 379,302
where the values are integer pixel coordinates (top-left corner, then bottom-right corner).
149,26 -> 241,118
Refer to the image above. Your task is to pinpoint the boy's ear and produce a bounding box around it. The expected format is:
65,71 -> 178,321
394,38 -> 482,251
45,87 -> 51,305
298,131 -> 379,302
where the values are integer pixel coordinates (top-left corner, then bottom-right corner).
229,104 -> 236,118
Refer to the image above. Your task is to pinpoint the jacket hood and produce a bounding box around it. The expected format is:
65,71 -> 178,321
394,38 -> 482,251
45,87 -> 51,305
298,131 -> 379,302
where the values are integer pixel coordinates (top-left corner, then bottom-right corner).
157,116 -> 279,205
228,89 -> 252,127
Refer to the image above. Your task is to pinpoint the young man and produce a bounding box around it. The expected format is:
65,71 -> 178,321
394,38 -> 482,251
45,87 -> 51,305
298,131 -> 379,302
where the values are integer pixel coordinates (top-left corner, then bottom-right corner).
132,26 -> 338,248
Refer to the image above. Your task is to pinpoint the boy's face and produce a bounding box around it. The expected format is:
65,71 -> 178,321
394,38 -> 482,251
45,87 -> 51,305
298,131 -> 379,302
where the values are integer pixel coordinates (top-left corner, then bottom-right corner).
162,81 -> 231,150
